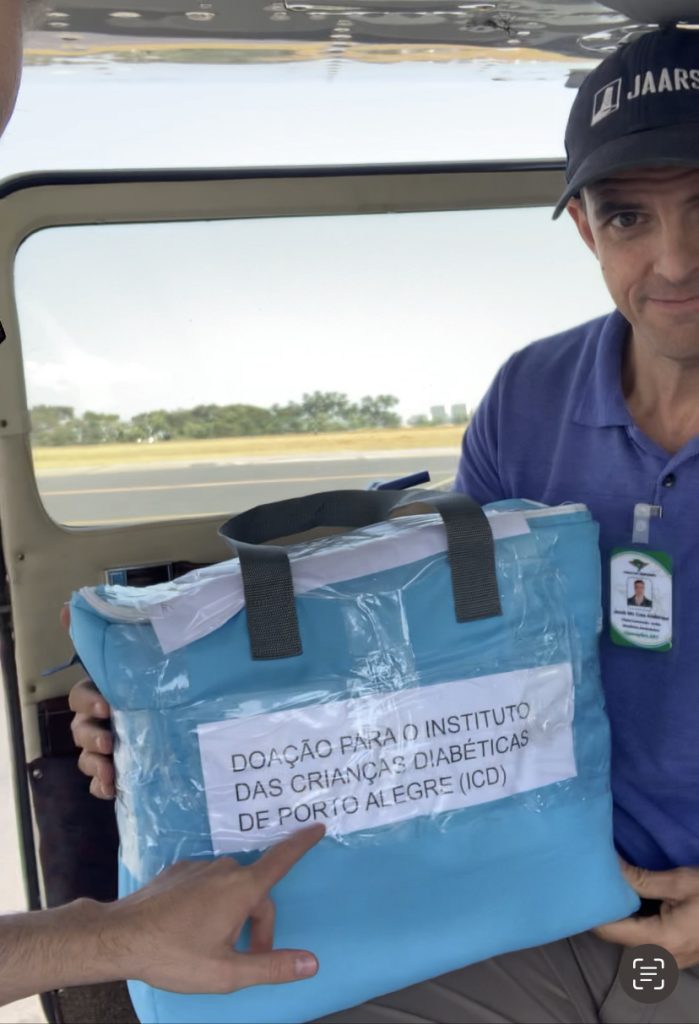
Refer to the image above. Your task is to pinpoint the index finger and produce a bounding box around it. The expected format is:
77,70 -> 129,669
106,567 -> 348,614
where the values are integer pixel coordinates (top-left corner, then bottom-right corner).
595,913 -> 665,949
250,825 -> 325,895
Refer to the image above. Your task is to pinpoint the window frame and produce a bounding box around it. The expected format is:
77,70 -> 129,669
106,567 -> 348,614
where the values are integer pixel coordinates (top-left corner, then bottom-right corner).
0,161 -> 565,942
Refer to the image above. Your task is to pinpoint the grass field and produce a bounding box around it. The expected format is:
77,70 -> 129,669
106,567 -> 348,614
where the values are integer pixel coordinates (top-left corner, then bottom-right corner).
33,425 -> 467,472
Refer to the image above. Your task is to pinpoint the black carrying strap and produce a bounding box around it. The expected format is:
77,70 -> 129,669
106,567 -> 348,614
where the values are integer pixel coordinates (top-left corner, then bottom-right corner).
220,489 -> 502,660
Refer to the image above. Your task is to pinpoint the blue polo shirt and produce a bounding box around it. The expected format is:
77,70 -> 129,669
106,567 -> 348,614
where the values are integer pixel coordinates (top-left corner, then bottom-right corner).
455,309 -> 699,871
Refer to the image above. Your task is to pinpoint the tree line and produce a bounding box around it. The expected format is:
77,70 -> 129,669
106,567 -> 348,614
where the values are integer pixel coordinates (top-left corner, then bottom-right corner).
29,392 -> 462,447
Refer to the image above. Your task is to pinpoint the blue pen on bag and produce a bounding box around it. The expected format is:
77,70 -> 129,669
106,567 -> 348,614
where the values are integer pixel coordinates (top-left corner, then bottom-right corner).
41,652 -> 84,677
369,470 -> 431,491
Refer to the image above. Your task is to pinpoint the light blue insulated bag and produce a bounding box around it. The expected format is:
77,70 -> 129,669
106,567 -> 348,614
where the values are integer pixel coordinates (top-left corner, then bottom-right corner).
69,490 -> 638,1024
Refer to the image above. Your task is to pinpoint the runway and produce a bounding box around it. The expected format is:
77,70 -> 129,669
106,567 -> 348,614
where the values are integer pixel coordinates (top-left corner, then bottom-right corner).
37,451 -> 460,525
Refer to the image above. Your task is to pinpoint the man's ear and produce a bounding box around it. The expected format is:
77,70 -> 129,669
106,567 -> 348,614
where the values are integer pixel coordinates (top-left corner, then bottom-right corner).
567,196 -> 598,259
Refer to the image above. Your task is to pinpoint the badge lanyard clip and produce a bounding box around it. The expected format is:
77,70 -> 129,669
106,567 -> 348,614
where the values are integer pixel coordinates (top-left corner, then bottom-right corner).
632,503 -> 662,546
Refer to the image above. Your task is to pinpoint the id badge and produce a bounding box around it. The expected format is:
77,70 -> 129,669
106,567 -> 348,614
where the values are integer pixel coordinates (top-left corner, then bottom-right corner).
610,549 -> 673,651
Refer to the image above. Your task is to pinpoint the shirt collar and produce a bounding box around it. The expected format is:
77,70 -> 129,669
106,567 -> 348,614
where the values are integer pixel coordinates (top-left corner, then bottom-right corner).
573,309 -> 633,428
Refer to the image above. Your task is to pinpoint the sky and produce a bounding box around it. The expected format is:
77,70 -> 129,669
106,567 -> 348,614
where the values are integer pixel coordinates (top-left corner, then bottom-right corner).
2,54 -> 613,422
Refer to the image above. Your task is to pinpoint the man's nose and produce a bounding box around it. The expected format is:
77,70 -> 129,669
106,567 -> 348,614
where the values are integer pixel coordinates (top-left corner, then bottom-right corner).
652,217 -> 699,285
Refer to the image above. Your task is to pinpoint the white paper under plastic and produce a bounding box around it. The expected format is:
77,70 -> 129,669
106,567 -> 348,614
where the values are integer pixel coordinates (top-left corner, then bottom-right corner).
197,661 -> 576,852
148,510 -> 530,654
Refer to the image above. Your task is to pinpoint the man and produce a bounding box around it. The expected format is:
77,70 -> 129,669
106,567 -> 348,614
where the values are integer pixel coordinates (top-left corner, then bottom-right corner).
71,22 -> 699,1024
628,580 -> 652,607
0,0 -> 322,1007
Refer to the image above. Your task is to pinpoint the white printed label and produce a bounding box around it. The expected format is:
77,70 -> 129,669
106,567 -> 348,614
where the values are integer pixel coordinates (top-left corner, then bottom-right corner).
197,662 -> 576,852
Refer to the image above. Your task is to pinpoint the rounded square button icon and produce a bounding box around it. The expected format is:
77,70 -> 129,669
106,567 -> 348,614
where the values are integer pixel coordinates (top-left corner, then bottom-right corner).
619,944 -> 679,1004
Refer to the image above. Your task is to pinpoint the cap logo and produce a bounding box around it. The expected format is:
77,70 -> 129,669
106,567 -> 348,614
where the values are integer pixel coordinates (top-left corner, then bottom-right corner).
591,78 -> 622,126
627,67 -> 699,99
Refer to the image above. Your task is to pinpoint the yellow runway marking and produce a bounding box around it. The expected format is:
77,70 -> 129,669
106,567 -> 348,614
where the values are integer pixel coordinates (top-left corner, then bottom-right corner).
431,474 -> 456,490
65,511 -> 227,526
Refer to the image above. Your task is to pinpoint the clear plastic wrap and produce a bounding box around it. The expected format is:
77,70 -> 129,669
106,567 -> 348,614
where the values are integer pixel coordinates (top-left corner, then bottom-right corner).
71,502 -> 611,885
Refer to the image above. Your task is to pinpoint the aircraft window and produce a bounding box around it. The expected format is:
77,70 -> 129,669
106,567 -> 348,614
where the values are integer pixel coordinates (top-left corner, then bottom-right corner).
15,207 -> 611,526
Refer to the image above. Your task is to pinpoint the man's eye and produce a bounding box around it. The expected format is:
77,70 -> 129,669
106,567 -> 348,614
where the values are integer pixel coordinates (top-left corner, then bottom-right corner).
610,211 -> 639,229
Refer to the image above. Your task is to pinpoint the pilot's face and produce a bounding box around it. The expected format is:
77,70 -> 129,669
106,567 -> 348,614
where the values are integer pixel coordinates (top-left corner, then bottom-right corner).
569,166 -> 699,364
634,582 -> 645,597
0,0 -> 22,138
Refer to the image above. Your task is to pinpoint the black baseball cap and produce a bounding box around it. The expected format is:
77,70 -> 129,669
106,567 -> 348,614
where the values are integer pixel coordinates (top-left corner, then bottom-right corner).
553,26 -> 699,218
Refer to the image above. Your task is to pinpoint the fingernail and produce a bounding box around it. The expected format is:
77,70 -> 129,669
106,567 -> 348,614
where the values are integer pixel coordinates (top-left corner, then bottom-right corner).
294,955 -> 318,979
98,735 -> 110,753
94,701 -> 108,716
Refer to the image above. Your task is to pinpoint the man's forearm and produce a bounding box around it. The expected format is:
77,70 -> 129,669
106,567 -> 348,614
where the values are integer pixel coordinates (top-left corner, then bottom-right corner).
0,899 -> 128,1007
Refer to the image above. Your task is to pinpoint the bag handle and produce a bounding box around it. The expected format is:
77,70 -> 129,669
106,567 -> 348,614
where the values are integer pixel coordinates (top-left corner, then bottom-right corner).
220,489 -> 502,660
